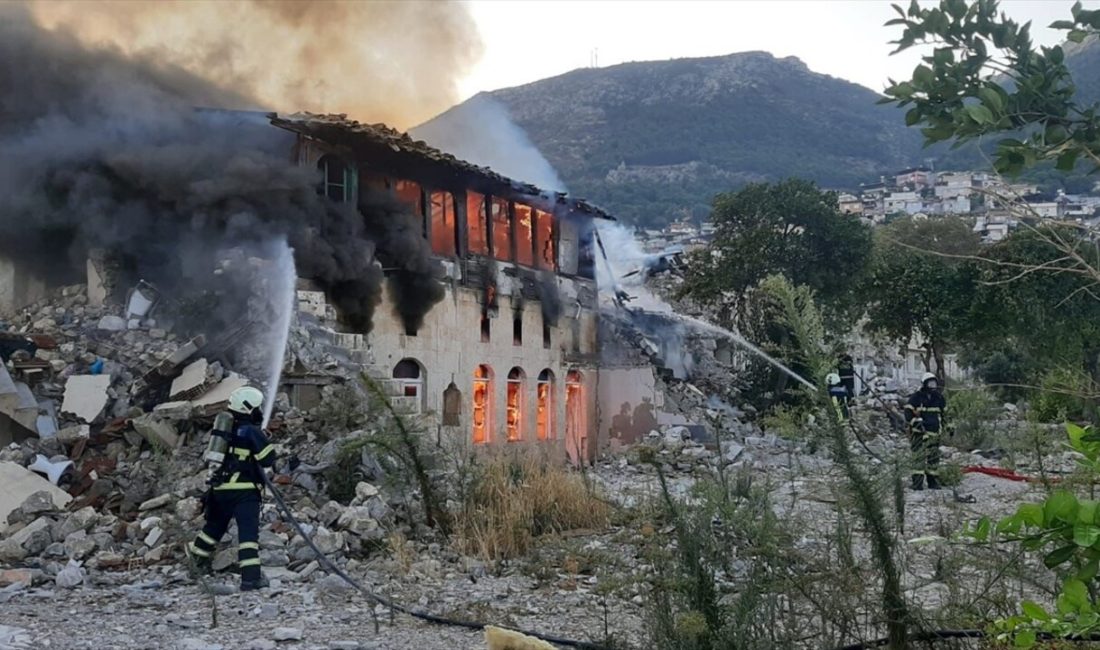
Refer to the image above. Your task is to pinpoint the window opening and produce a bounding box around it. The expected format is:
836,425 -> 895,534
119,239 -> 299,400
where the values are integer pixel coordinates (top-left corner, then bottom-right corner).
514,203 -> 535,267
318,155 -> 349,203
535,209 -> 556,270
472,365 -> 492,444
506,367 -> 525,442
542,321 -> 552,349
466,192 -> 489,255
513,314 -> 522,346
480,314 -> 491,342
491,197 -> 512,262
394,180 -> 426,237
565,370 -> 585,464
442,382 -> 462,427
537,369 -> 554,441
430,190 -> 457,256
392,359 -> 424,400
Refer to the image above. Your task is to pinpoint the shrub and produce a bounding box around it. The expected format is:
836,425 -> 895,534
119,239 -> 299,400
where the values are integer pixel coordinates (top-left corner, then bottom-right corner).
454,452 -> 610,562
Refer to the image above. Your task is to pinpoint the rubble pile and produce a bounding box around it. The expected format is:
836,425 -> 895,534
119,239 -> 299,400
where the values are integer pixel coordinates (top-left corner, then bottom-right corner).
0,282 -> 415,597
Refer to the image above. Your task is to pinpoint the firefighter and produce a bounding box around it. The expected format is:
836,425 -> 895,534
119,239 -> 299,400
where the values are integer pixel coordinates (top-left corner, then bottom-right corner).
905,372 -> 947,491
827,372 -> 850,423
187,386 -> 276,590
837,353 -> 857,398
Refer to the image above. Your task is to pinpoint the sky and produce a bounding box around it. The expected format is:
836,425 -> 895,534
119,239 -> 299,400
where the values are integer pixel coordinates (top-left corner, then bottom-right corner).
459,0 -> 1096,99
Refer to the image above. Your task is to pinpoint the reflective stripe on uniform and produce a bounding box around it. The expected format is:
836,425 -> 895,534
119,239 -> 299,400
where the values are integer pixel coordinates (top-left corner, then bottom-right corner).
231,447 -> 250,460
188,543 -> 211,557
922,407 -> 943,413
198,532 -> 217,546
239,542 -> 260,551
255,445 -> 274,461
239,558 -> 262,567
213,482 -> 258,491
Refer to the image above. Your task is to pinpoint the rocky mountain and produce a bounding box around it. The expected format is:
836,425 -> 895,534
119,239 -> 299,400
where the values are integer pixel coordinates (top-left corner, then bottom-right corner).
415,51 -> 925,228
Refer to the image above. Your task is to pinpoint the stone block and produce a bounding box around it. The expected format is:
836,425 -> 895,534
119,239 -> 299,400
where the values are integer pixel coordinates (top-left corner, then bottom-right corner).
60,375 -> 111,423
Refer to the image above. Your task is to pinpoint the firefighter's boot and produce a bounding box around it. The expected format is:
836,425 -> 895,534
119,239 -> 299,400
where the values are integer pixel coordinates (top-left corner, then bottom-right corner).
926,474 -> 942,490
910,474 -> 925,491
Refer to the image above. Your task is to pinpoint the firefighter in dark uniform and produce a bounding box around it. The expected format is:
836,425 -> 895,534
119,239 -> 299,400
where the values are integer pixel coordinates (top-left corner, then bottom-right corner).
906,372 -> 947,490
837,354 -> 857,398
187,386 -> 276,590
827,372 -> 850,423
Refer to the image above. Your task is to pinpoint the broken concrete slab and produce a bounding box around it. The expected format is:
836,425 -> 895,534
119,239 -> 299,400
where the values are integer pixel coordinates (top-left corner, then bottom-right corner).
191,373 -> 248,414
60,375 -> 111,423
0,462 -> 72,532
170,359 -> 213,401
96,315 -> 127,331
0,363 -> 38,439
152,401 -> 194,421
131,414 -> 179,450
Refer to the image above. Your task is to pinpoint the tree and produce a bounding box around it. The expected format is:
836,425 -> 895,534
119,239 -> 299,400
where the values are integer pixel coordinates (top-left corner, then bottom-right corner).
882,0 -> 1100,176
863,217 -> 981,380
682,179 -> 872,323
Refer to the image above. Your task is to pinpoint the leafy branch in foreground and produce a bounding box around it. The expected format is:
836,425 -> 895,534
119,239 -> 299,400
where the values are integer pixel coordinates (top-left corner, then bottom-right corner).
882,0 -> 1100,175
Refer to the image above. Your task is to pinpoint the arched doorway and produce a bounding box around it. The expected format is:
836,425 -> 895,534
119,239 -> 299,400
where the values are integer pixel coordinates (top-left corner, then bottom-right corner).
472,365 -> 493,444
537,369 -> 555,441
506,367 -> 526,442
392,358 -> 424,410
565,370 -> 585,465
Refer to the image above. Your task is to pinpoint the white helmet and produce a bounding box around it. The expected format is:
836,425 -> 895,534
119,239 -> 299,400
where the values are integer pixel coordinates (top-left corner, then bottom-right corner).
826,372 -> 841,386
228,386 -> 264,416
921,372 -> 938,385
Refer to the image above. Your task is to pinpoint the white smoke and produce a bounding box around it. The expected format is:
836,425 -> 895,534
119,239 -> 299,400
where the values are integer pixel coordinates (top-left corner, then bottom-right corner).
411,95 -> 567,193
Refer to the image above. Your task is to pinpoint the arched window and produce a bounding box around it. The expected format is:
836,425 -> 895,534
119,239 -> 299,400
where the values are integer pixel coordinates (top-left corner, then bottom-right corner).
506,367 -> 525,442
317,155 -> 350,203
472,365 -> 493,444
392,359 -> 423,399
565,370 -> 585,464
537,369 -> 555,441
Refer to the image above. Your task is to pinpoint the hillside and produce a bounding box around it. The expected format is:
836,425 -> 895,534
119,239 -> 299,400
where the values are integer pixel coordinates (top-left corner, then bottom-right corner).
414,52 -> 924,227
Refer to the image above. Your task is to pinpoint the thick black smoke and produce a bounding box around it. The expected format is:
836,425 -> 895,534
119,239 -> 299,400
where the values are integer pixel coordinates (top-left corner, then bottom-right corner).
536,271 -> 563,326
360,192 -> 445,333
0,6 -> 438,335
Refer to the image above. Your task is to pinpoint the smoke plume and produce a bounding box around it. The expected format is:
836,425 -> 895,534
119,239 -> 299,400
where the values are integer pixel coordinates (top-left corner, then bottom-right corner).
0,4 -> 454,335
28,0 -> 483,129
412,95 -> 567,193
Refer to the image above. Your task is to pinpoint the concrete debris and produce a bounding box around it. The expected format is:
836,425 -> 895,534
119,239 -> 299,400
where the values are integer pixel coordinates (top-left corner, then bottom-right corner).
138,494 -> 173,511
169,359 -> 216,401
26,454 -> 73,485
60,375 -> 111,423
272,627 -> 304,642
96,315 -> 127,331
131,414 -> 179,449
0,463 -> 72,528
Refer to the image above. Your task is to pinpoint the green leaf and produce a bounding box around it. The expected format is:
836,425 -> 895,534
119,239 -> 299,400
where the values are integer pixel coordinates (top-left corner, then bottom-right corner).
966,104 -> 995,125
905,107 -> 922,126
975,517 -> 991,542
913,64 -> 934,85
1068,29 -> 1088,43
1063,578 -> 1089,609
1069,422 -> 1088,448
1078,557 -> 1100,581
1021,600 -> 1050,621
978,87 -> 1004,113
1046,490 -> 1079,523
1057,149 -> 1080,172
1079,499 -> 1098,525
1045,544 -> 1077,568
1074,523 -> 1100,547
1014,629 -> 1037,648
1019,503 -> 1044,527
1050,20 -> 1077,29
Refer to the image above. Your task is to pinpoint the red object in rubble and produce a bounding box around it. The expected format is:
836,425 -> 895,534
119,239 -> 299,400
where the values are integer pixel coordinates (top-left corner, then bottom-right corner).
963,465 -> 1058,484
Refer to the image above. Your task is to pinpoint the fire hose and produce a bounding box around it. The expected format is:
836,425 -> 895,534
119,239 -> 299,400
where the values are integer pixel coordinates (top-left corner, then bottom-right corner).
259,471 -> 608,649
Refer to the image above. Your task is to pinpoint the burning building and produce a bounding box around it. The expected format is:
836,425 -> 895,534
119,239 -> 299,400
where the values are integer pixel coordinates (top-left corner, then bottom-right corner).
266,113 -> 607,464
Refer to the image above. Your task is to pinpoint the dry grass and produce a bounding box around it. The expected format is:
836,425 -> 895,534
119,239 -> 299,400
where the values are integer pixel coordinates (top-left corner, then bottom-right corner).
387,530 -> 414,575
455,452 -> 610,562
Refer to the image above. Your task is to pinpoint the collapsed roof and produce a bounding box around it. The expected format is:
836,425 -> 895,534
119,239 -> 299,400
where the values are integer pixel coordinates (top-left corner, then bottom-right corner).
269,112 -> 614,222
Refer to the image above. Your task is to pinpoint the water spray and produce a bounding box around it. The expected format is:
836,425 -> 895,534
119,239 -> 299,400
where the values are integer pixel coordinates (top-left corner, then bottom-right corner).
261,239 -> 298,428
